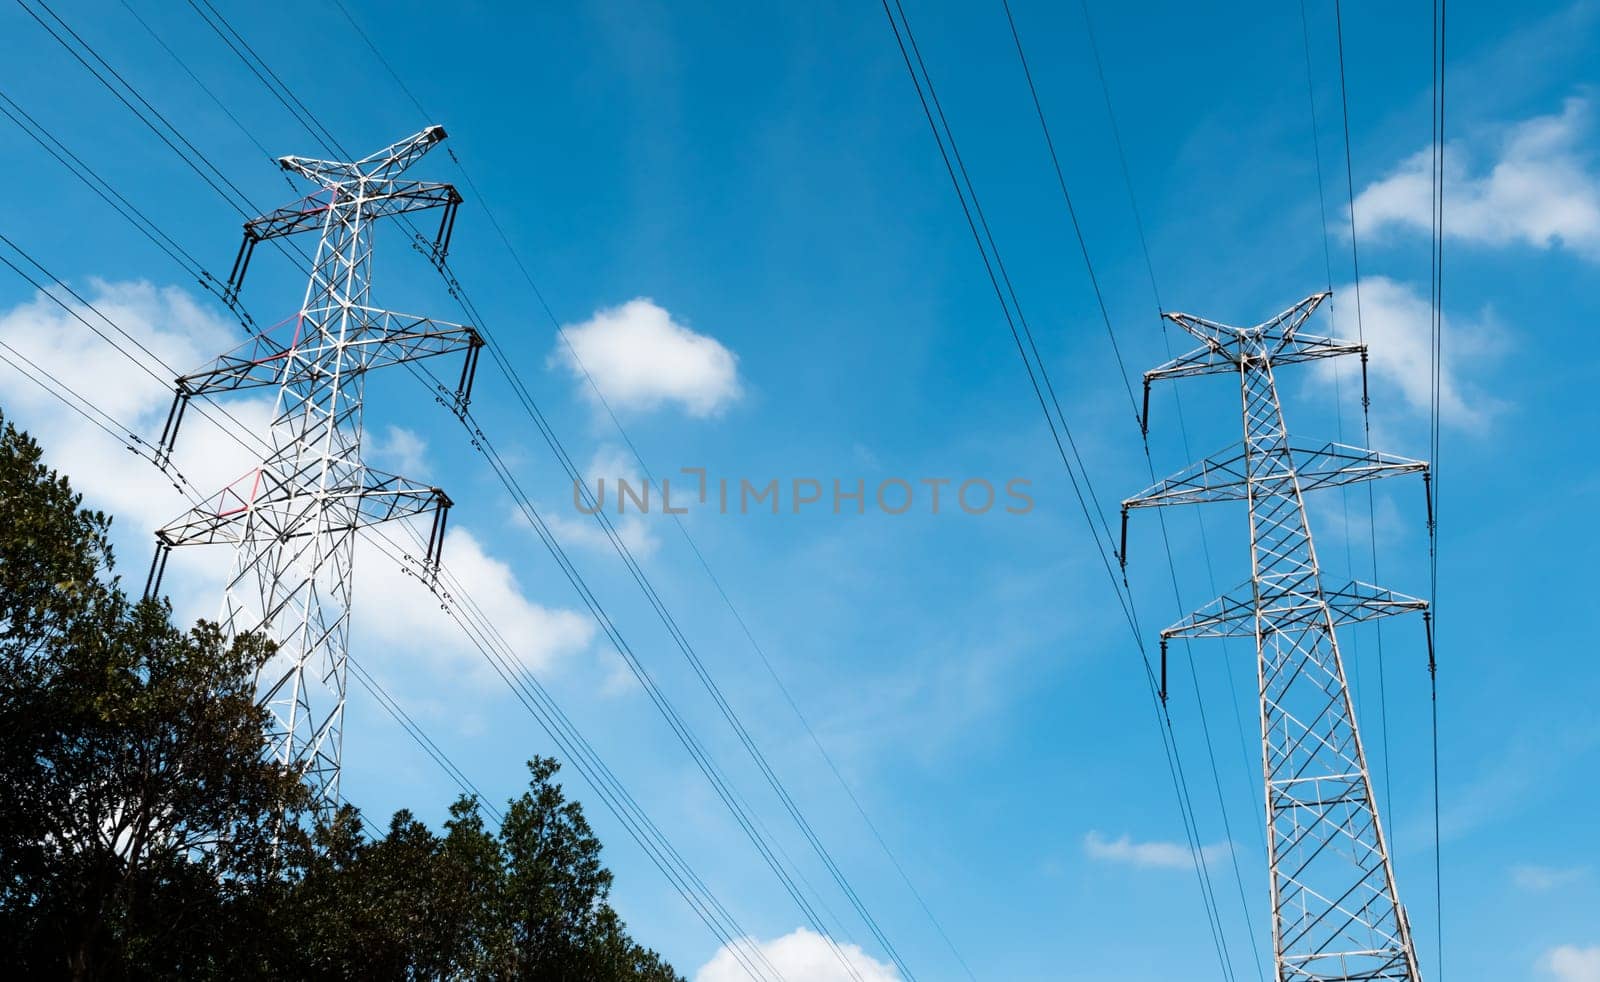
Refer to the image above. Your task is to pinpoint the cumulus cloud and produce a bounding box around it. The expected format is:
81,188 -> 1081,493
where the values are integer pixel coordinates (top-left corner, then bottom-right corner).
0,279 -> 264,537
550,299 -> 741,418
353,527 -> 594,685
695,928 -> 900,982
1317,277 -> 1503,428
1544,945 -> 1600,982
1353,96 -> 1600,259
1083,830 -> 1231,871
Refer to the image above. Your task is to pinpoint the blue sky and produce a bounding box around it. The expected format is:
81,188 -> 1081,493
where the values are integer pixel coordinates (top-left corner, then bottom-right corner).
2,1 -> 1598,979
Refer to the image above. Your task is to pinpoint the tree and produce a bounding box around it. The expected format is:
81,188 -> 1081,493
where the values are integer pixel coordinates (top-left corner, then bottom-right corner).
0,413 -> 307,978
493,757 -> 681,980
0,413 -> 683,980
271,760 -> 684,981
0,410 -> 113,664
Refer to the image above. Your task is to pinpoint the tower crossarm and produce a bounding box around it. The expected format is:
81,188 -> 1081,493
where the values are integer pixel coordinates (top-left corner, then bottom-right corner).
1123,441 -> 1427,511
1145,328 -> 1366,382
278,124 -> 449,186
1139,294 -> 1366,442
219,127 -> 461,309
155,465 -> 448,551
172,308 -> 481,397
1165,291 -> 1328,348
1161,578 -> 1428,641
244,181 -> 461,242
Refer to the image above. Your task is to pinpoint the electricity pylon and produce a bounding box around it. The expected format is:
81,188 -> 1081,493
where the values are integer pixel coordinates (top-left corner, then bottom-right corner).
146,126 -> 483,809
1122,292 -> 1431,981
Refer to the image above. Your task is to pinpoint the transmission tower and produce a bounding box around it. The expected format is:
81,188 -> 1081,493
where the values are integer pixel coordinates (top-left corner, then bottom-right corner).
146,126 -> 482,809
1122,292 -> 1432,981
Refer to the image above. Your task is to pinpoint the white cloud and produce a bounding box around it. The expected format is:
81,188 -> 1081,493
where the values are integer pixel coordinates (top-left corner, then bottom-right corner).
1513,864 -> 1589,891
1544,945 -> 1600,982
1354,96 -> 1600,259
1317,277 -> 1502,428
550,298 -> 741,418
695,927 -> 900,982
0,279 -> 265,538
353,526 -> 595,685
1083,830 -> 1231,871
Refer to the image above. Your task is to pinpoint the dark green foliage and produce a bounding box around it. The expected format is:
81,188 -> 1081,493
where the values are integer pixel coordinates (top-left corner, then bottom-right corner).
267,762 -> 682,981
0,413 -> 682,981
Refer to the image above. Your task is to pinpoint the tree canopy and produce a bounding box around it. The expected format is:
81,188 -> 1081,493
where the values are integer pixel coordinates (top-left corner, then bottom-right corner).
0,412 -> 683,981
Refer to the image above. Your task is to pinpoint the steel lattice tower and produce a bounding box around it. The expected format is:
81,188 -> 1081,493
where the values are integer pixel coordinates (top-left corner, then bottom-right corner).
1123,293 -> 1431,981
147,126 -> 482,808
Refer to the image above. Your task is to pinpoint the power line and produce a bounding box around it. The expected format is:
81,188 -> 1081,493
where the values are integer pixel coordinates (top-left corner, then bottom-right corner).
17,0 -> 259,220
346,656 -> 506,826
399,335 -> 867,982
1331,0 -> 1399,842
1297,0 -> 1378,813
1074,0 -> 1161,316
1427,0 -> 1447,972
997,0 -> 1137,422
877,1 -> 1240,976
364,521 -> 788,982
1075,0 -> 1270,875
997,3 -> 1266,975
438,117 -> 982,982
425,136 -> 976,976
0,85 -> 235,312
117,0 -> 276,163
430,389 -> 854,982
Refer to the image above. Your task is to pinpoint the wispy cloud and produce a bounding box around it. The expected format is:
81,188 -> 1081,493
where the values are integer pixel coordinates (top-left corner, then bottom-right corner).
1083,830 -> 1231,871
367,424 -> 429,478
550,298 -> 741,418
1354,96 -> 1600,260
1513,864 -> 1590,891
1543,945 -> 1600,982
695,927 -> 901,982
520,444 -> 662,558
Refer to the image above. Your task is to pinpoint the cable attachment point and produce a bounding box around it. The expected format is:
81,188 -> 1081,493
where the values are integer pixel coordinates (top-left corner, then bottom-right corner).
424,489 -> 453,583
1158,636 -> 1169,705
451,331 -> 484,421
1422,609 -> 1436,679
155,382 -> 192,472
1360,347 -> 1372,412
431,190 -> 462,262
1422,469 -> 1436,538
1118,506 -> 1130,571
143,538 -> 172,601
223,229 -> 259,306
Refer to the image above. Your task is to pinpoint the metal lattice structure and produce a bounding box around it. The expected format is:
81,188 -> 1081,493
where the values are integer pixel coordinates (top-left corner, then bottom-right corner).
1123,292 -> 1430,981
147,126 -> 481,808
